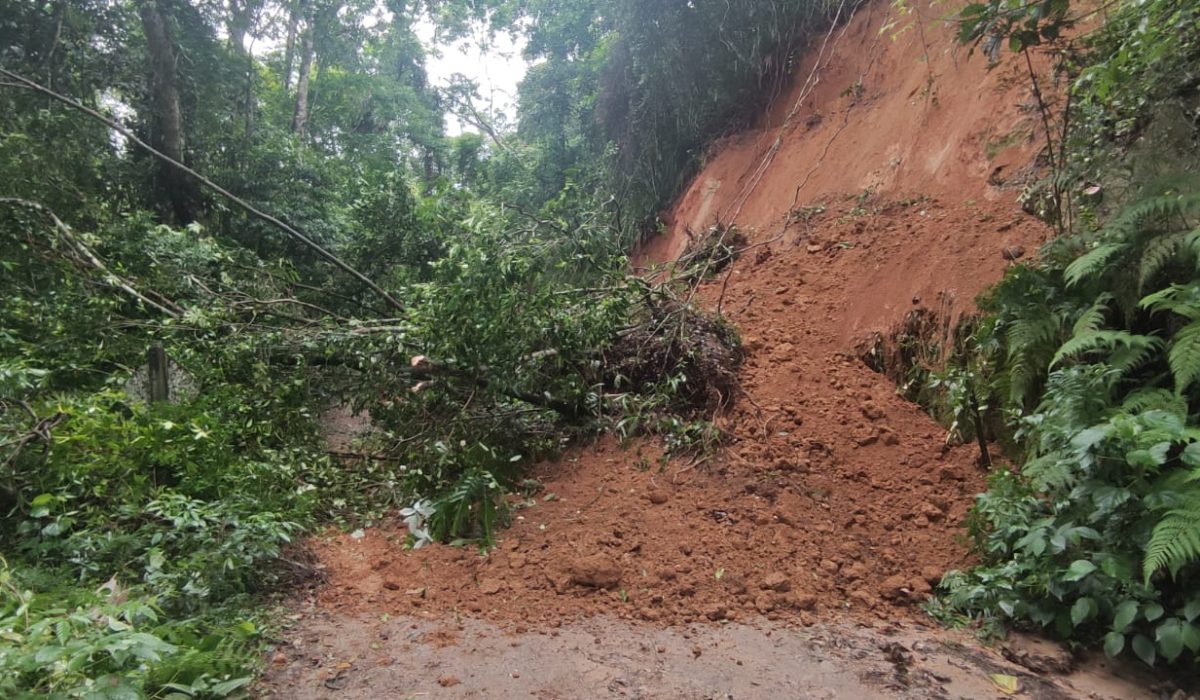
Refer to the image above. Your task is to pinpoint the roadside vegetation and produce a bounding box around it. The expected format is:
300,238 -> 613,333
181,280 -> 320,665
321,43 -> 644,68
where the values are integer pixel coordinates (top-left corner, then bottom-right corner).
0,0 -> 825,695
930,0 -> 1200,668
2,0 -> 1198,694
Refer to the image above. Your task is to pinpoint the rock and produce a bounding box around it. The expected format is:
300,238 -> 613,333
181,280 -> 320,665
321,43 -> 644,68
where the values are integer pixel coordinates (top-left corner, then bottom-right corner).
705,604 -> 728,621
569,554 -> 623,589
860,402 -> 885,421
438,675 -> 460,687
790,593 -> 817,611
761,572 -> 791,592
383,580 -> 400,591
722,574 -> 748,595
754,593 -> 777,613
509,554 -> 527,569
908,577 -> 933,600
819,559 -> 840,574
478,578 -> 504,595
920,502 -> 946,522
879,574 -> 910,601
772,342 -> 796,362
1001,634 -> 1075,674
639,607 -> 661,621
920,566 -> 943,586
647,490 -> 669,505
855,432 -> 879,447
842,562 -> 868,582
1002,245 -> 1026,261
849,589 -> 876,609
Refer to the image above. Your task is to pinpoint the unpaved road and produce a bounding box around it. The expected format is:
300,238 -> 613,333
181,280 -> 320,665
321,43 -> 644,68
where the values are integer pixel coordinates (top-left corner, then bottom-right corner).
259,608 -> 1154,699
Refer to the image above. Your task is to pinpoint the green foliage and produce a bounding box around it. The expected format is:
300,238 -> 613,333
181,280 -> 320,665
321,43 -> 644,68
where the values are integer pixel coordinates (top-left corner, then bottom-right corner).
941,177 -> 1200,664
0,557 -> 261,699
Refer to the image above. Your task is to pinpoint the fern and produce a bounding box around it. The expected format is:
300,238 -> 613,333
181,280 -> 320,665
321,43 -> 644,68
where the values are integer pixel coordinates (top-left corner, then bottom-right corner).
1065,242 -> 1125,287
1051,330 -> 1160,368
1071,293 -> 1114,336
1138,232 -> 1187,292
1140,282 -> 1200,320
1122,388 -> 1187,417
1167,320 -> 1200,392
1006,315 -> 1059,357
1144,492 -> 1200,582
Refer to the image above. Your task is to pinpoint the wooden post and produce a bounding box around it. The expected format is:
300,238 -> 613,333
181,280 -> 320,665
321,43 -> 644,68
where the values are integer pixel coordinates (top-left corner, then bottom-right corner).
148,344 -> 170,404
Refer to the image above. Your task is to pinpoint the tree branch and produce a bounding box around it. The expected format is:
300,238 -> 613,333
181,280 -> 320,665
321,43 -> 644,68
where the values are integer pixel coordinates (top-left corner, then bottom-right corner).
0,67 -> 406,314
1,198 -> 185,318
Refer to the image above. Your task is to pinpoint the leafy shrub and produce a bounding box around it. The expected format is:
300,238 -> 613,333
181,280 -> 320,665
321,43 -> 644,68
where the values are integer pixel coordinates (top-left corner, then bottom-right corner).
0,558 -> 259,699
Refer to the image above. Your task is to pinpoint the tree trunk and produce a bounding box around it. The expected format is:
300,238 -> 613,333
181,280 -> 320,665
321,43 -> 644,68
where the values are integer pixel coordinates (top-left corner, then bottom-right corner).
291,10 -> 314,137
138,0 -> 196,223
283,6 -> 297,91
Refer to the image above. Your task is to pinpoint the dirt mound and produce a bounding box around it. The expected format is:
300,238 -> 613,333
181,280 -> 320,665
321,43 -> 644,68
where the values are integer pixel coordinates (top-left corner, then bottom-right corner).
305,0 -> 1050,631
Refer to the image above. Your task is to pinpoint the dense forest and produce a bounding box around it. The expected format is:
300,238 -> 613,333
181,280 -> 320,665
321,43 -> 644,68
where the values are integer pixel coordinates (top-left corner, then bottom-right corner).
1,0 -> 1198,696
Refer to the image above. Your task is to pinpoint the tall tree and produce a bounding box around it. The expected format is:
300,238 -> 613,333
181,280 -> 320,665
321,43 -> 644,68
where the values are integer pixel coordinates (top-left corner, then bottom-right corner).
138,0 -> 197,223
291,3 -> 314,136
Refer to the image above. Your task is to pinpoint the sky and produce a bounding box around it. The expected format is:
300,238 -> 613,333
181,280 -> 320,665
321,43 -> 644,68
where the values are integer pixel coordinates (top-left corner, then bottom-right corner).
414,19 -> 529,135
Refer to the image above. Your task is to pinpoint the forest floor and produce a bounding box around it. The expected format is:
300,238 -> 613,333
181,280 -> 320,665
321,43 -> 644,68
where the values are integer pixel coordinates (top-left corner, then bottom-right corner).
259,2 -> 1175,697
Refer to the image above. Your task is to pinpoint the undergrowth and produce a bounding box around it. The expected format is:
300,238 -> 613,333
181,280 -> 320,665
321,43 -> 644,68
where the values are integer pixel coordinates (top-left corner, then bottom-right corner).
928,0 -> 1200,668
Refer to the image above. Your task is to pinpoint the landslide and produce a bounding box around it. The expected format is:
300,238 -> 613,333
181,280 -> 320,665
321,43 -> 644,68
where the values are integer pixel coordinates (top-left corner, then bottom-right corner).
305,0 -> 1052,629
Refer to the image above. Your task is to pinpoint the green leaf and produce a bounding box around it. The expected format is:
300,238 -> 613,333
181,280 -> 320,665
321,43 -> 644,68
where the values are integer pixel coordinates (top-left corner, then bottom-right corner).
1132,634 -> 1157,665
1071,597 -> 1094,626
1156,620 -> 1185,662
1183,598 -> 1200,622
1181,442 -> 1200,468
210,677 -> 253,695
1181,623 -> 1200,652
1144,603 -> 1165,622
1113,600 -> 1139,632
1103,631 -> 1126,657
1063,560 -> 1097,582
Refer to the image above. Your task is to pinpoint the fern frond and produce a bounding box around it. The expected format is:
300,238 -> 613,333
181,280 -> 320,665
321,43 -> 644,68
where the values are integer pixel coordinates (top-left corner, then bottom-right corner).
1114,190 -> 1200,238
1140,282 -> 1200,320
1006,315 -> 1059,358
1168,320 -> 1200,392
1071,293 -> 1113,336
1051,330 -> 1159,368
1110,340 -> 1164,378
1122,388 -> 1187,417
1138,232 -> 1186,291
1144,495 -> 1200,582
1065,243 -> 1125,287
1008,353 -> 1038,407
1024,452 -> 1078,492
1185,228 -> 1200,264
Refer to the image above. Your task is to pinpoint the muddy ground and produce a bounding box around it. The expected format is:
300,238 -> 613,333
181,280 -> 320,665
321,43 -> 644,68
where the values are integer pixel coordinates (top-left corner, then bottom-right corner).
260,607 -> 1156,700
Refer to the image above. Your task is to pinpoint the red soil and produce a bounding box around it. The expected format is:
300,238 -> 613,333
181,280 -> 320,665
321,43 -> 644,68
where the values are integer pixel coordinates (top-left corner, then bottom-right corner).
308,0 -> 1053,630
